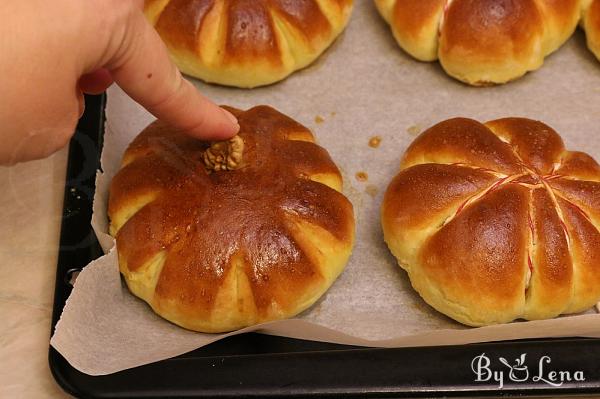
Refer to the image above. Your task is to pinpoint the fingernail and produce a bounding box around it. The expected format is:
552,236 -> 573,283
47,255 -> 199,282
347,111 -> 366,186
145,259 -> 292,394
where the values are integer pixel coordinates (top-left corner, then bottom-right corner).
221,108 -> 239,126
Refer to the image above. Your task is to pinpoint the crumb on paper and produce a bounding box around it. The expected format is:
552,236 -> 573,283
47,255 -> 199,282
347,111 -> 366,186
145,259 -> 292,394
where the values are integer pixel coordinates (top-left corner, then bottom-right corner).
315,115 -> 325,124
368,136 -> 382,148
355,171 -> 368,182
330,111 -> 337,117
366,185 -> 378,197
407,125 -> 422,136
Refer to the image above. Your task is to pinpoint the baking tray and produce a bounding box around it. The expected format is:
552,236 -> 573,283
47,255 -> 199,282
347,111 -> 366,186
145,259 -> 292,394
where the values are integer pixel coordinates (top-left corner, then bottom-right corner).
49,94 -> 600,398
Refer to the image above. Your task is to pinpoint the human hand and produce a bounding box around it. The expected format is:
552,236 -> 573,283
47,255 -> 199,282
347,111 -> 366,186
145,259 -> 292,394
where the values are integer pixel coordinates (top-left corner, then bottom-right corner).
0,0 -> 239,165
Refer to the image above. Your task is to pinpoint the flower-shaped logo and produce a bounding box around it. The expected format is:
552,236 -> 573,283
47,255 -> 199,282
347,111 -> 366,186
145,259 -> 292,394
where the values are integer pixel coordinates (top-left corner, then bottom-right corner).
499,354 -> 529,382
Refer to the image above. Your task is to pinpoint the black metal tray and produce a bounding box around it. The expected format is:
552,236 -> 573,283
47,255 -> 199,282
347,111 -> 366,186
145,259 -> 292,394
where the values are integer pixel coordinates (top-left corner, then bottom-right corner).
49,94 -> 600,398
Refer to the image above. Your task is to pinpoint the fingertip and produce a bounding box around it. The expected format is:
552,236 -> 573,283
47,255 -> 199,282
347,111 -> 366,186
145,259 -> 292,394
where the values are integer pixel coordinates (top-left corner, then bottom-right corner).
187,114 -> 240,141
221,108 -> 239,126
217,108 -> 241,137
224,120 -> 241,138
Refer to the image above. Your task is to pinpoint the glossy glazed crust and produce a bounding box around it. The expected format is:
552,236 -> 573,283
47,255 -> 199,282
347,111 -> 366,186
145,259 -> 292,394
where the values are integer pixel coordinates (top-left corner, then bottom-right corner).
583,0 -> 600,61
374,0 -> 581,85
108,106 -> 355,332
144,0 -> 353,87
374,0 -> 446,61
382,117 -> 600,326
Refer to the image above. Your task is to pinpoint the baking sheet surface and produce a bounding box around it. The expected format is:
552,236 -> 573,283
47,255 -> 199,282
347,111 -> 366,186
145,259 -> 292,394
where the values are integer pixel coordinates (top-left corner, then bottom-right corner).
51,1 -> 600,375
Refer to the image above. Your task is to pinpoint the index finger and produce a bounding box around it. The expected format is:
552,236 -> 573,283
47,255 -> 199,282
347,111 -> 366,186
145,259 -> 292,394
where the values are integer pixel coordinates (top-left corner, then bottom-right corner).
100,4 -> 239,140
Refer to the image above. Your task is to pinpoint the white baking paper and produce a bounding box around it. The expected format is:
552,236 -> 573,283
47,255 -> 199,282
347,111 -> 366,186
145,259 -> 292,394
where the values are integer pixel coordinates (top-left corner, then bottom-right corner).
51,1 -> 600,375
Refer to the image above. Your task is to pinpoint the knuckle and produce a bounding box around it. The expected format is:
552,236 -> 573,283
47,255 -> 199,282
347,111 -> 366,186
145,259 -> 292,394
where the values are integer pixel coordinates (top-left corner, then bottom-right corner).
149,72 -> 185,111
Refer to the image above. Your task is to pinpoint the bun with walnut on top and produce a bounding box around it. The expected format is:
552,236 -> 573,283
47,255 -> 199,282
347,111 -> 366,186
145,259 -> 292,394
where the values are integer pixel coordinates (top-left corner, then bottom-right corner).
108,105 -> 355,333
382,117 -> 600,326
374,0 -> 581,85
144,0 -> 354,88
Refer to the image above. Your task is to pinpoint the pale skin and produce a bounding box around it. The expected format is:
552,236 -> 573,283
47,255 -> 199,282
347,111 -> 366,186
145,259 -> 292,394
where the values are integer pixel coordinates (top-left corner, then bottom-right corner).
0,0 -> 240,165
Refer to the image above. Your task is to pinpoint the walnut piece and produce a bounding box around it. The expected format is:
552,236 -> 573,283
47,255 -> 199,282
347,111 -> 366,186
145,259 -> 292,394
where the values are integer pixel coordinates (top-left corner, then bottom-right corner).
203,135 -> 244,172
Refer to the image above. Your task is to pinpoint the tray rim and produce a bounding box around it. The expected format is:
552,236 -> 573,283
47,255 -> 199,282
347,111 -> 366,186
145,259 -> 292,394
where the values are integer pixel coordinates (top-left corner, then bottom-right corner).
49,94 -> 600,398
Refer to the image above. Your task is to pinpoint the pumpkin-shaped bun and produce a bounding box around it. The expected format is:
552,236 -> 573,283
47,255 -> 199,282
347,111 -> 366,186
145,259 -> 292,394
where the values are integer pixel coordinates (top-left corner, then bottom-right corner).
374,0 -> 580,85
108,105 -> 355,332
583,0 -> 600,61
382,117 -> 600,326
144,0 -> 354,88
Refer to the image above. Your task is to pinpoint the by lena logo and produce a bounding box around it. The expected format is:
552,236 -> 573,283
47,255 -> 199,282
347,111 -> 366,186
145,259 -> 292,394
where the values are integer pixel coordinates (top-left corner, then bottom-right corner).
471,353 -> 585,388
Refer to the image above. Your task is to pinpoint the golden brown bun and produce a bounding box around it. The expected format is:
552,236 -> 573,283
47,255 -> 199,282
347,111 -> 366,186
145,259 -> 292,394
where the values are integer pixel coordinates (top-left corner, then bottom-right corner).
108,106 -> 355,332
374,0 -> 581,85
144,0 -> 353,88
382,117 -> 600,326
583,0 -> 600,60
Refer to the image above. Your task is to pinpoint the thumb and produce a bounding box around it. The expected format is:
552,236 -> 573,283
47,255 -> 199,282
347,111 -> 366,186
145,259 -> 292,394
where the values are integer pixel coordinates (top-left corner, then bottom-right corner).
98,4 -> 239,140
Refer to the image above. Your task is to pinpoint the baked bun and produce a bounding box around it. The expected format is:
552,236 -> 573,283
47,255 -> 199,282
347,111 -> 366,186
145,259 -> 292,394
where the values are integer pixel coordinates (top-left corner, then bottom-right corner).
374,0 -> 580,85
108,106 -> 355,332
382,117 -> 600,326
583,0 -> 600,61
144,0 -> 353,88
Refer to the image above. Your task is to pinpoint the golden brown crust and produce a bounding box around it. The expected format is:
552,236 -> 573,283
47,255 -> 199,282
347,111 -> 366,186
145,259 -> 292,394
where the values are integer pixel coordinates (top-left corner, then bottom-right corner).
393,0 -> 446,60
555,151 -> 600,181
109,105 -> 355,332
420,184 -> 530,323
392,0 -> 445,36
382,117 -> 600,326
583,0 -> 600,61
383,164 -> 498,232
550,178 -> 600,223
535,0 -> 581,49
592,0 -> 600,30
223,0 -> 282,65
271,0 -> 332,44
485,118 -> 565,174
440,0 -> 544,62
155,0 -> 216,52
591,0 -> 600,24
375,0 -> 581,84
525,188 -> 572,319
146,0 -> 354,87
401,117 -> 523,174
558,197 -> 600,312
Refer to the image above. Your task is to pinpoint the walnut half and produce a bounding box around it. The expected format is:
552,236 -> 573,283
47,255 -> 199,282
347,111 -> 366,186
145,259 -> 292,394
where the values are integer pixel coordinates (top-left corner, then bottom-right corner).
203,135 -> 244,172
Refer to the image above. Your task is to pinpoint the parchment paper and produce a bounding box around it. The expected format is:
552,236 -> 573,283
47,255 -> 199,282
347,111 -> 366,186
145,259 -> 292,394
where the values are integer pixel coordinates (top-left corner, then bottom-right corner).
51,1 -> 600,375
